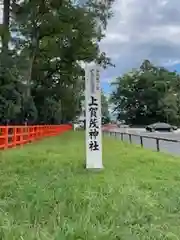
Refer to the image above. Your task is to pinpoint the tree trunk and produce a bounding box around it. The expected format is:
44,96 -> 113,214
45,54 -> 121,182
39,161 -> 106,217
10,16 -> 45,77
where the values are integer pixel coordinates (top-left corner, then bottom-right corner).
2,0 -> 10,54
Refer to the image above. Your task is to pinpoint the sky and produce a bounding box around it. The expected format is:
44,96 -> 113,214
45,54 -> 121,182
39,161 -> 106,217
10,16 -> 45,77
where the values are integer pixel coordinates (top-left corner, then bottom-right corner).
100,0 -> 180,94
1,1 -> 180,96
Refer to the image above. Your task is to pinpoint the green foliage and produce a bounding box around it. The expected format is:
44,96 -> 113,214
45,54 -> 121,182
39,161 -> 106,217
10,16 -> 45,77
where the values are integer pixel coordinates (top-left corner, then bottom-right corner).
111,60 -> 180,125
101,91 -> 110,123
0,0 -> 114,125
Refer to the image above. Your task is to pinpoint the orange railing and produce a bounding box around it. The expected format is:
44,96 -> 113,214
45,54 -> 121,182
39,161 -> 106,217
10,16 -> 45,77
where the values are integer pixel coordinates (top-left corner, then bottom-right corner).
0,124 -> 72,150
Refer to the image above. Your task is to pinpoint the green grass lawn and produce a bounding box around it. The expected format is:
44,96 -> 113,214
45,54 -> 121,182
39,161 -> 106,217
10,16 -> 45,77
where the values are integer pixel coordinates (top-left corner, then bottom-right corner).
0,131 -> 180,239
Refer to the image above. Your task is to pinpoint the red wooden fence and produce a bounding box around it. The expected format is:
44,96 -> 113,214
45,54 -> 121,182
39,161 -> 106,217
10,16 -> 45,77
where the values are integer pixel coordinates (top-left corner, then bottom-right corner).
0,124 -> 72,150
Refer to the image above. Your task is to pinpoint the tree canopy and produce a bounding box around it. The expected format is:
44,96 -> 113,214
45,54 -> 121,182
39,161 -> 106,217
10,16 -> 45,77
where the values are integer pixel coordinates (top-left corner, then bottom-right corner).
111,60 -> 180,125
101,91 -> 110,124
0,0 -> 114,125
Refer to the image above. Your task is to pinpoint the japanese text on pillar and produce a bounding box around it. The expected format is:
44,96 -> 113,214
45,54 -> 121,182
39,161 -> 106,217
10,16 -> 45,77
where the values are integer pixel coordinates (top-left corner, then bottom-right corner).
88,96 -> 99,151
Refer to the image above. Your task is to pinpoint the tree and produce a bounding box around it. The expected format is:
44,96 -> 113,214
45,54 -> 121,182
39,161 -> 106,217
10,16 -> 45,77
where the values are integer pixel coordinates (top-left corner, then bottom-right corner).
101,91 -> 110,124
2,0 -> 10,52
0,0 -> 114,125
0,1 -> 27,124
158,93 -> 178,124
111,60 -> 180,125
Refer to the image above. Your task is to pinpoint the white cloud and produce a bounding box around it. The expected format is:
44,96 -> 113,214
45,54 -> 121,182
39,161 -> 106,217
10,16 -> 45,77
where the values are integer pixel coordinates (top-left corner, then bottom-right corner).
101,32 -> 130,44
1,1 -> 180,85
100,0 -> 180,83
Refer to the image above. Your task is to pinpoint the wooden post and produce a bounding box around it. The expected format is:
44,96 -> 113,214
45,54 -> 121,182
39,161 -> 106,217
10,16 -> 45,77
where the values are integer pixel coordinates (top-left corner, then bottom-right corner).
140,136 -> 143,147
156,138 -> 160,151
121,133 -> 123,141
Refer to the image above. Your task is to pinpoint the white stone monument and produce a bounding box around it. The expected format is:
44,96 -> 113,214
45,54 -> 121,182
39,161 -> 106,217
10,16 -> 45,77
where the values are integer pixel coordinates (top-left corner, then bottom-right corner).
85,64 -> 103,169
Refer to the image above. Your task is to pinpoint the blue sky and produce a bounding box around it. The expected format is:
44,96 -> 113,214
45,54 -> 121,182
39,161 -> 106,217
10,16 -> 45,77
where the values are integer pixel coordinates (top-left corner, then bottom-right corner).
100,0 -> 180,94
101,82 -> 111,94
101,63 -> 180,94
168,64 -> 180,72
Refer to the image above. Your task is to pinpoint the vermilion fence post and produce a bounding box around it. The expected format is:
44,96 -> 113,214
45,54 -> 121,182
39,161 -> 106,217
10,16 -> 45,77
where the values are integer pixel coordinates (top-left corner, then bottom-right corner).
13,127 -> 17,147
27,126 -> 30,142
33,126 -> 35,140
34,126 -> 37,140
29,126 -> 32,142
4,126 -> 8,149
0,128 -> 2,149
26,126 -> 29,143
0,127 -> 5,149
39,125 -> 42,139
20,127 -> 23,146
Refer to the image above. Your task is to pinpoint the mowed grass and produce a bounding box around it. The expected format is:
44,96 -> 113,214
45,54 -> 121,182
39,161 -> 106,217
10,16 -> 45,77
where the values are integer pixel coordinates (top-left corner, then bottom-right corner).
0,132 -> 180,239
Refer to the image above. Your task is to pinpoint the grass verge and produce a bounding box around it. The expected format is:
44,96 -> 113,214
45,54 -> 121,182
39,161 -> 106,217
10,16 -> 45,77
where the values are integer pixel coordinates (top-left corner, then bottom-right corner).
0,131 -> 180,239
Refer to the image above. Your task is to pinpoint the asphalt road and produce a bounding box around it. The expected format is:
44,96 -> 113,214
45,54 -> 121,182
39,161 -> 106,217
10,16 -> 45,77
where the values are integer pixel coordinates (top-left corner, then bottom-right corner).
107,127 -> 180,156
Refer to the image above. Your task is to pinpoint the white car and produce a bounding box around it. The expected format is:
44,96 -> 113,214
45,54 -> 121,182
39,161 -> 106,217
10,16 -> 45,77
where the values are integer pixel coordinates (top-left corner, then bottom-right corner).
73,121 -> 84,130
